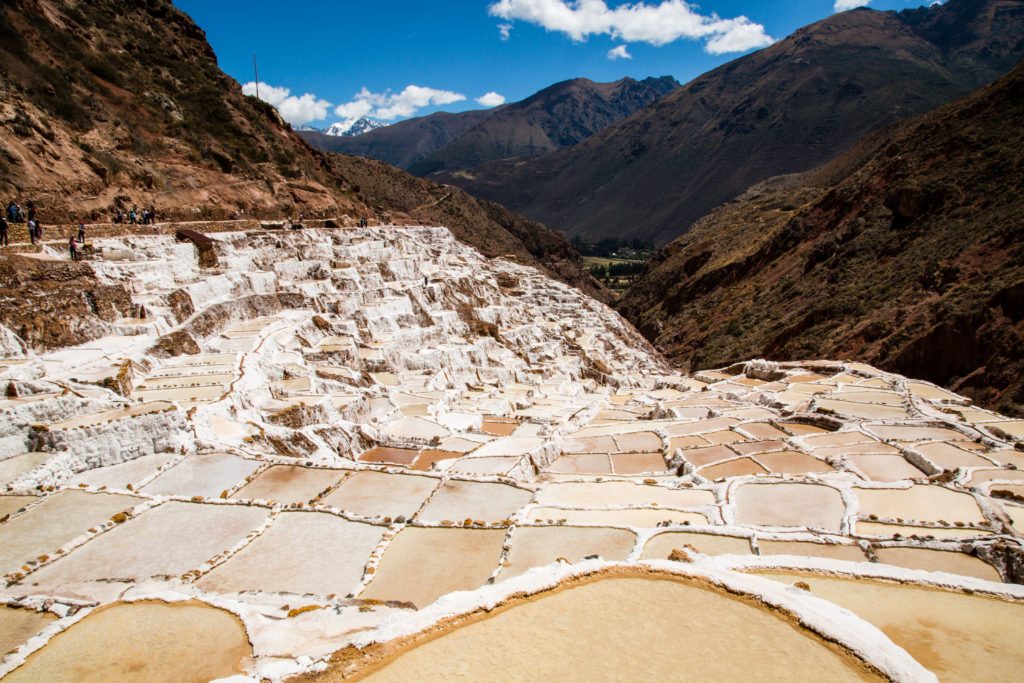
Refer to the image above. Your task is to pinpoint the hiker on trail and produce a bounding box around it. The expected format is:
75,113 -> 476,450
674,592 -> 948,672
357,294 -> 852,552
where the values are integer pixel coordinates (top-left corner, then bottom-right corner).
0,216 -> 8,246
78,223 -> 85,243
113,208 -> 122,224
149,206 -> 156,224
26,202 -> 35,225
5,202 -> 15,223
129,208 -> 137,225
27,219 -> 37,244
68,235 -> 78,261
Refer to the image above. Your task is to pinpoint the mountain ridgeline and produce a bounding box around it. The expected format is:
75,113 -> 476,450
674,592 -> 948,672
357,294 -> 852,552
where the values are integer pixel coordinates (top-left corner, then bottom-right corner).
299,76 -> 680,174
439,0 -> 1024,245
0,0 -> 601,298
618,60 -> 1024,416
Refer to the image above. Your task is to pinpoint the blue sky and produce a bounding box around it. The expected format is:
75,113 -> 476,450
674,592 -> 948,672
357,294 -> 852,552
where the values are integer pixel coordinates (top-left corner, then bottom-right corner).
173,0 -> 940,127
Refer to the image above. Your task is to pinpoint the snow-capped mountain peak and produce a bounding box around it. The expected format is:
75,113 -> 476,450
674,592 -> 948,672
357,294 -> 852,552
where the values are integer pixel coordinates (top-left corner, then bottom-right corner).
322,116 -> 389,137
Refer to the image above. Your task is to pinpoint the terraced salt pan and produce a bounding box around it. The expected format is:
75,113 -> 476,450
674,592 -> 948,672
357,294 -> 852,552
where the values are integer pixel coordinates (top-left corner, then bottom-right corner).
198,512 -> 384,596
914,441 -> 992,469
545,453 -> 614,474
847,455 -> 926,482
498,526 -> 635,581
0,606 -> 55,657
360,527 -> 506,608
872,547 -> 1001,582
0,452 -> 51,487
757,540 -> 867,562
231,465 -> 344,505
733,483 -> 845,532
359,447 -> 419,466
356,577 -> 878,682
25,502 -> 268,595
0,495 -> 36,519
524,507 -> 707,526
855,521 -> 993,539
854,486 -> 985,525
0,490 -> 138,575
67,453 -> 178,489
641,532 -> 752,558
536,482 -> 713,509
2,601 -> 251,683
141,452 -> 261,498
445,457 -> 518,476
762,573 -> 1024,682
416,481 -> 532,523
45,402 -> 175,430
321,471 -> 438,519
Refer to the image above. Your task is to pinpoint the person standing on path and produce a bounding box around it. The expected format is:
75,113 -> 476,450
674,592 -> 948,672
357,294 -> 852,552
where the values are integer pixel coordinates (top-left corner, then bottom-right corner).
68,235 -> 79,261
0,215 -> 8,246
78,223 -> 85,243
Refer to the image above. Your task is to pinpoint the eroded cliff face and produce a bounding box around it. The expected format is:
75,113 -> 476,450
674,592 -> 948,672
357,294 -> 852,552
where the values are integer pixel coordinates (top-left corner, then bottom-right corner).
619,60 -> 1024,417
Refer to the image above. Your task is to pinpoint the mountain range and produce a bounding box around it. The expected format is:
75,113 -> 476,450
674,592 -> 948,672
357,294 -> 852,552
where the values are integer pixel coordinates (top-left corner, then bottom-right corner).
299,76 -> 680,175
618,57 -> 1024,416
427,0 -> 1024,245
299,116 -> 389,137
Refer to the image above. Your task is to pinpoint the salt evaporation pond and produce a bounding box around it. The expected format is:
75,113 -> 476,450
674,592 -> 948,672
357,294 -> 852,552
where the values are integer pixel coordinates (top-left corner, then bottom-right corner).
3,601 -> 251,682
344,576 -> 879,682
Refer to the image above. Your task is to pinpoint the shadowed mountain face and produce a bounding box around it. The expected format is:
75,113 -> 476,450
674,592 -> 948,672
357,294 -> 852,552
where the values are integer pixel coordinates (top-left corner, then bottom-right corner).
299,109 -> 494,171
618,60 -> 1024,416
0,0 -> 601,298
300,76 -> 679,173
444,0 -> 1024,246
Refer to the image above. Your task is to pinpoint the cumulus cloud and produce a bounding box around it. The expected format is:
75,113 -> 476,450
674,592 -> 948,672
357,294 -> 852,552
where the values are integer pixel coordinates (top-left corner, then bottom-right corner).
489,0 -> 774,54
334,85 -> 467,120
498,22 -> 514,40
477,91 -> 507,107
242,81 -> 331,126
834,0 -> 869,10
607,44 -> 632,59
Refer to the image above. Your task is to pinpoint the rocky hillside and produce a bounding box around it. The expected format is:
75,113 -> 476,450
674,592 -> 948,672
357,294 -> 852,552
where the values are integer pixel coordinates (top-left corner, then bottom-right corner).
618,60 -> 1024,416
0,0 -> 599,297
299,109 -> 493,170
410,76 -> 679,176
450,0 -> 1024,245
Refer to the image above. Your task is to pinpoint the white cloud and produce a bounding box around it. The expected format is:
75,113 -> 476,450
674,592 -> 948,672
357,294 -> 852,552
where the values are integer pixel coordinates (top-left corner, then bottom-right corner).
477,91 -> 507,107
607,44 -> 632,59
242,81 -> 331,126
334,85 -> 466,121
498,22 -> 514,40
834,0 -> 869,10
489,0 -> 774,54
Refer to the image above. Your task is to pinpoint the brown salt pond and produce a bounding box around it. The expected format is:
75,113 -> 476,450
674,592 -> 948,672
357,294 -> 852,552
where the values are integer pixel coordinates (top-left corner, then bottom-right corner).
757,540 -> 867,562
480,417 -> 519,436
3,601 -> 251,683
359,447 -> 420,466
410,449 -> 461,471
350,576 -> 879,682
231,465 -> 344,505
359,527 -> 506,608
760,573 -> 1024,682
321,471 -> 438,519
416,480 -> 532,524
0,606 -> 55,656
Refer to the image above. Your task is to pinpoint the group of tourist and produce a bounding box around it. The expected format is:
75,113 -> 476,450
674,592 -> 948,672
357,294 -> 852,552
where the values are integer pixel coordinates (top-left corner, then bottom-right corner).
5,200 -> 44,244
113,206 -> 157,225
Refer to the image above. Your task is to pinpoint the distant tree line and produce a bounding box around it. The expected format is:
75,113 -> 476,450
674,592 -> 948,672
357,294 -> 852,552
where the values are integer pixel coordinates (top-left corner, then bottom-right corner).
571,235 -> 654,258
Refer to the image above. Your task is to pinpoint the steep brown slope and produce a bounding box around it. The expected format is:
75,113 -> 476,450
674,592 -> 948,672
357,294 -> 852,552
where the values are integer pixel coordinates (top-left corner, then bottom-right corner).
299,109 -> 494,170
0,0 -> 599,298
451,0 -> 1024,245
411,76 -> 679,176
618,61 -> 1024,415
